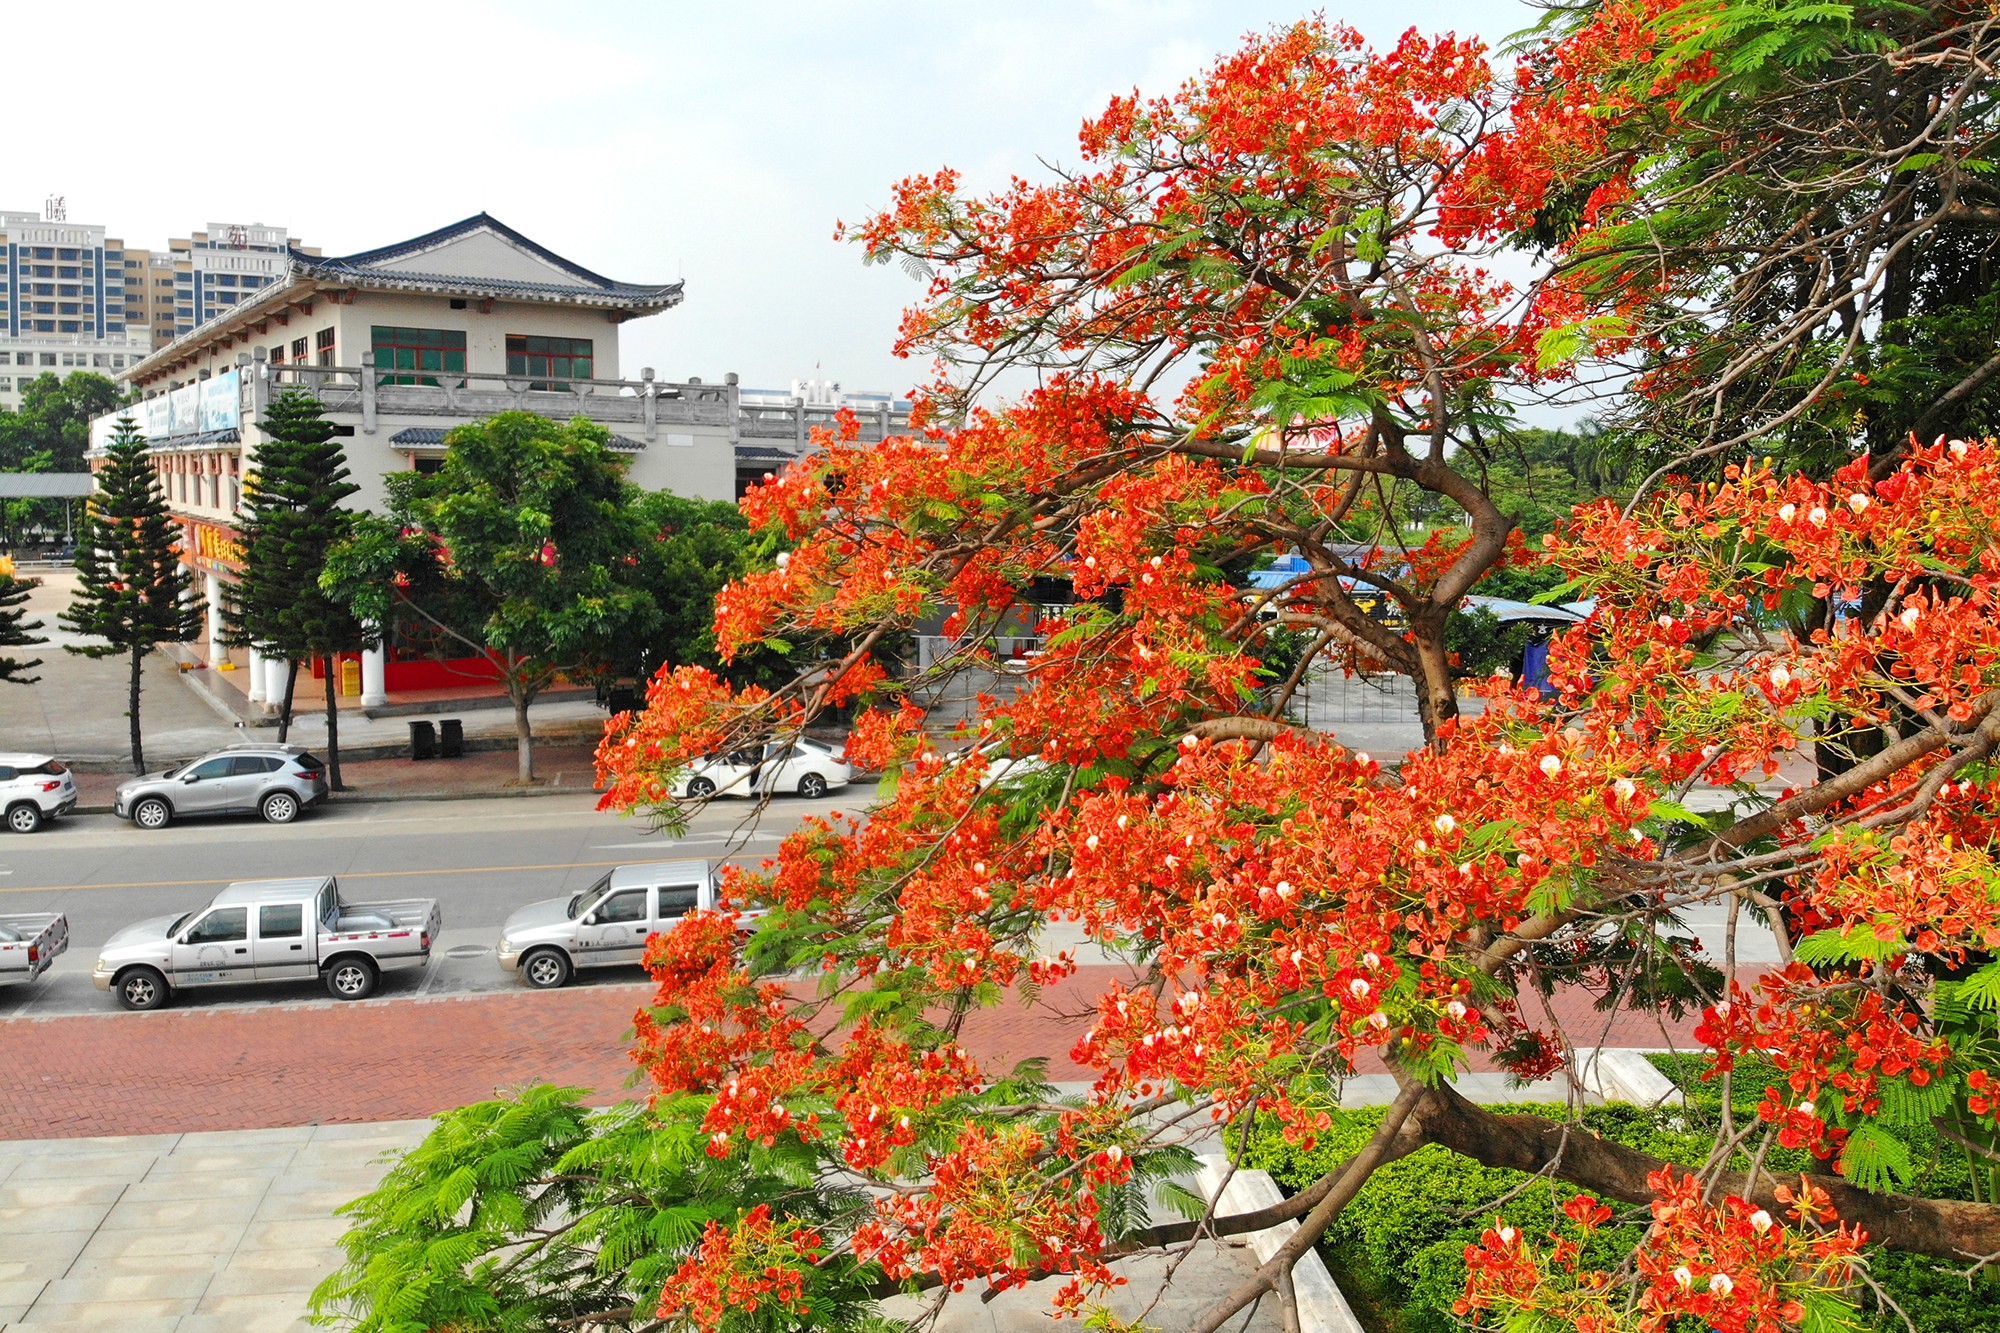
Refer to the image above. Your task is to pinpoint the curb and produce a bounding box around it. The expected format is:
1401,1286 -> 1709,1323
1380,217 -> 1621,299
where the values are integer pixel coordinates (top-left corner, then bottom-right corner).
1572,1047 -> 1684,1107
1196,1154 -> 1362,1333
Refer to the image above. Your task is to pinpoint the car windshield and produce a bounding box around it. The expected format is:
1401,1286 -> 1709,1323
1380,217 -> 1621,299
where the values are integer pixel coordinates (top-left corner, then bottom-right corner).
168,911 -> 195,936
569,873 -> 614,920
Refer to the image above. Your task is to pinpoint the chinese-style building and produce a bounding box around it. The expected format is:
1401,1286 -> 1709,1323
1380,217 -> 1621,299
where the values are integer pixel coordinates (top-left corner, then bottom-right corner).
91,213 -> 908,709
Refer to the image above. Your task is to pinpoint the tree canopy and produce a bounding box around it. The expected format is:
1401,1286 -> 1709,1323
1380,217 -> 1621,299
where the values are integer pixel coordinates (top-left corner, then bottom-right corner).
325,413 -> 657,783
224,390 -> 367,784
61,417 -> 201,773
0,371 -> 123,472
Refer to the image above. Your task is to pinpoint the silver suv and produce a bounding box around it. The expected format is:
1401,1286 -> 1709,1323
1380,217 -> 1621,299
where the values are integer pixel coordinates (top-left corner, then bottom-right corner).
113,743 -> 329,830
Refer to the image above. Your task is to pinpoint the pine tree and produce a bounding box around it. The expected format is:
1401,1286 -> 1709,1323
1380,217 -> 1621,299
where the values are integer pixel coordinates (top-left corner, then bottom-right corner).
222,391 -> 367,789
60,417 -> 202,773
0,571 -> 46,683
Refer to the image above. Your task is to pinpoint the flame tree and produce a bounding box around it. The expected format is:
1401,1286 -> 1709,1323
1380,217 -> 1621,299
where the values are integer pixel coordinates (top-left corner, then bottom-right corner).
318,9 -> 2000,1333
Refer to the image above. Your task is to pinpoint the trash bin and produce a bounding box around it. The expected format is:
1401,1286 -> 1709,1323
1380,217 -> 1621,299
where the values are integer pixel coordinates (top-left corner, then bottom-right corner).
607,686 -> 639,715
438,718 -> 464,759
408,719 -> 436,761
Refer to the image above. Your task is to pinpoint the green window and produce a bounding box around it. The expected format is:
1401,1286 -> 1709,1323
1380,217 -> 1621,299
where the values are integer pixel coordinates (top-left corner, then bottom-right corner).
371,326 -> 466,386
506,334 -> 593,390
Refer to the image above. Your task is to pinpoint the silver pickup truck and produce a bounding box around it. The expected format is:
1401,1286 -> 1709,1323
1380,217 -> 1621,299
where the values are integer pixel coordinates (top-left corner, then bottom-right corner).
0,912 -> 68,988
93,876 -> 440,1010
497,860 -> 758,989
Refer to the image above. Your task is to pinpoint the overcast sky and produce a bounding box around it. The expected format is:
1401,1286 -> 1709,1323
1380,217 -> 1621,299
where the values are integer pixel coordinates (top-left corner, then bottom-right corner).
19,1 -> 1518,400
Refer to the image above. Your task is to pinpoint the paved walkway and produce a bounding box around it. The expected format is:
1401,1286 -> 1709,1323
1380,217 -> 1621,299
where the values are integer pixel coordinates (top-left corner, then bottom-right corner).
0,1120 -> 1289,1333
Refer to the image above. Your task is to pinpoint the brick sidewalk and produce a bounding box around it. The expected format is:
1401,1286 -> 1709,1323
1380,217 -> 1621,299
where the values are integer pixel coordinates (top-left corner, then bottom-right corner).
0,964 -> 1706,1141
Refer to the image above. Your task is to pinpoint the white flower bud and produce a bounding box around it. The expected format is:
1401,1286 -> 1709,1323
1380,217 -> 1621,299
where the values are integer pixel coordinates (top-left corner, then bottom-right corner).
1847,493 -> 1870,513
1749,1209 -> 1772,1233
1539,755 -> 1563,777
1673,1266 -> 1694,1289
1435,814 -> 1457,833
1777,503 -> 1796,522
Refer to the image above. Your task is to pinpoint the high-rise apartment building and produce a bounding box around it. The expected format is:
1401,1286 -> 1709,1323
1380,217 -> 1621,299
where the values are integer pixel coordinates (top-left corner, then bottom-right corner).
151,223 -> 319,341
0,207 -> 151,410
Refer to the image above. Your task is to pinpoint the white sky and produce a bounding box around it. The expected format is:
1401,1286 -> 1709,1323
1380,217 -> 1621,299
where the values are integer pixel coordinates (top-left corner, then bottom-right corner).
16,0 -> 1519,400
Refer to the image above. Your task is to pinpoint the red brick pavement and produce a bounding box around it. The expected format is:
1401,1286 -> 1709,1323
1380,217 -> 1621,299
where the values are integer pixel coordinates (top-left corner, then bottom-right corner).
0,966 -> 1709,1141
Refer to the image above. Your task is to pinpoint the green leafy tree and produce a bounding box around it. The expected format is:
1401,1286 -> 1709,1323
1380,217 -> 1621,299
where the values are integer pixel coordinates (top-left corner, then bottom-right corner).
60,417 -> 202,773
597,491 -> 795,693
311,1085 -> 885,1333
0,571 -> 46,684
1,372 -> 124,472
222,391 -> 369,788
326,413 -> 656,783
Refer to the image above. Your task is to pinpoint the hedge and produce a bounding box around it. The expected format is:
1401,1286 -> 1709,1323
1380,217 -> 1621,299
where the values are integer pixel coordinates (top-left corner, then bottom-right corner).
1235,1059 -> 1998,1333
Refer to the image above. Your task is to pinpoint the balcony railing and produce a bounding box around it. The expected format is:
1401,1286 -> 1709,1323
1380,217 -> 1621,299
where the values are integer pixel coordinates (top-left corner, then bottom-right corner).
98,357 -> 914,458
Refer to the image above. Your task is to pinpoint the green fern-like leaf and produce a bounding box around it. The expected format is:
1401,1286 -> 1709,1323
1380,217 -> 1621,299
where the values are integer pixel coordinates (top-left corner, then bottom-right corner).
1835,1122 -> 1914,1193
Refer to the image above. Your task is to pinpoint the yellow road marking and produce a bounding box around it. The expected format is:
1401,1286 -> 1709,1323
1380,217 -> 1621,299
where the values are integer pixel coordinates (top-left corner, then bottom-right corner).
0,858 -> 644,895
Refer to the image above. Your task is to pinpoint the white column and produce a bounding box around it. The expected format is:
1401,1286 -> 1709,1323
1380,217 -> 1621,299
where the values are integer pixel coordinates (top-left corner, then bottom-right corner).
263,656 -> 290,705
246,645 -> 268,703
204,572 -> 224,664
360,632 -> 388,708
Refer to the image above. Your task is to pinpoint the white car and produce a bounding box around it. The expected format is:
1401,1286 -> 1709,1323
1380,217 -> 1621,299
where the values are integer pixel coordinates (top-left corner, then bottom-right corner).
676,738 -> 851,800
0,753 -> 77,833
947,738 -> 1049,790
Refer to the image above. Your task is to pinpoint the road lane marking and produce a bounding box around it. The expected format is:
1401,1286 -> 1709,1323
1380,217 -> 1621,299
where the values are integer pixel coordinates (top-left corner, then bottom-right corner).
0,857 -> 742,895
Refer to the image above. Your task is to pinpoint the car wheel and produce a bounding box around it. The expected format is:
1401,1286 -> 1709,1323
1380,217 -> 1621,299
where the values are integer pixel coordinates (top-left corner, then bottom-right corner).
132,797 -> 171,830
522,948 -> 572,990
116,967 -> 168,1011
686,776 -> 716,798
797,772 -> 828,799
261,791 -> 300,824
324,957 -> 378,1000
6,802 -> 42,834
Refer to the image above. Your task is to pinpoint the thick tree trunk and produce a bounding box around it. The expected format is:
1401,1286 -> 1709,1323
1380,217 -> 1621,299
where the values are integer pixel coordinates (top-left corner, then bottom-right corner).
513,685 -> 535,784
324,658 -> 344,791
127,644 -> 145,774
1406,1078 -> 2000,1260
1408,612 -> 1458,748
276,659 -> 299,743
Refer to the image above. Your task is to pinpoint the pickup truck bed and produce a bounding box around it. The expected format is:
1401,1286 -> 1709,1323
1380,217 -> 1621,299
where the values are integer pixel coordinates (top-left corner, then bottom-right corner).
0,912 -> 68,987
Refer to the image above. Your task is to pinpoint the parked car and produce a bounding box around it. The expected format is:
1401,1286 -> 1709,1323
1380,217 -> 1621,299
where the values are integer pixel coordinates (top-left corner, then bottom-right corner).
0,753 -> 78,833
112,743 -> 328,829
0,912 -> 68,989
498,860 -> 759,990
674,737 -> 851,800
92,875 -> 440,1010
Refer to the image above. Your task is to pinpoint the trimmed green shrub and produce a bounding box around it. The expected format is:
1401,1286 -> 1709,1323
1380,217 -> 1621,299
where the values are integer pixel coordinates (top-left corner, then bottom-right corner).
1237,1068 -> 2000,1333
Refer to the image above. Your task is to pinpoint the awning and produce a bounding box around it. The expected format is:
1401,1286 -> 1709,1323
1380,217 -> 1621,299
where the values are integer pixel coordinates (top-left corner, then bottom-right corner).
390,426 -> 641,450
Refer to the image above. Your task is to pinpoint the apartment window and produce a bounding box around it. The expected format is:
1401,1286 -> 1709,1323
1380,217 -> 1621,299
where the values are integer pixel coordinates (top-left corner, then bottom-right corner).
316,327 -> 335,367
370,326 -> 461,384
290,336 -> 308,364
506,335 -> 592,389
39,354 -> 55,366
270,344 -> 285,366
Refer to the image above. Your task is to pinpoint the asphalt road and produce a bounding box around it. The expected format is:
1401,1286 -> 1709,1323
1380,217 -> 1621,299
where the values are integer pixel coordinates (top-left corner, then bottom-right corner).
0,791 -> 847,1019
